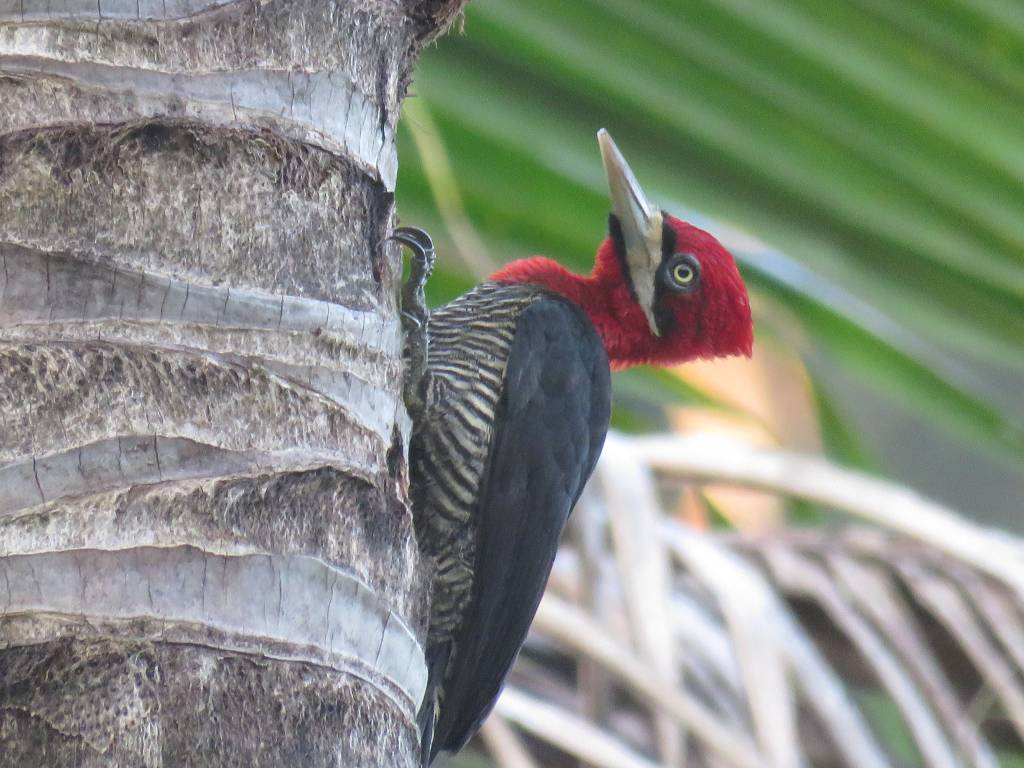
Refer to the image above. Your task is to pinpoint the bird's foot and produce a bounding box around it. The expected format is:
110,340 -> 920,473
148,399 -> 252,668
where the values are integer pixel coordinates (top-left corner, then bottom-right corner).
390,226 -> 437,292
387,226 -> 436,420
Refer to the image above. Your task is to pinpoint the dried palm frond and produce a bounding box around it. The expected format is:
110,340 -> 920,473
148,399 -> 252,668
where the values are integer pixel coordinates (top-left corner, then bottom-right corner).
456,432 -> 1024,768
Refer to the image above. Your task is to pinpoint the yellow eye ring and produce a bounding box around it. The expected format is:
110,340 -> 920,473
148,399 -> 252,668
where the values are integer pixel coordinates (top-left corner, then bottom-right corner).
671,263 -> 695,286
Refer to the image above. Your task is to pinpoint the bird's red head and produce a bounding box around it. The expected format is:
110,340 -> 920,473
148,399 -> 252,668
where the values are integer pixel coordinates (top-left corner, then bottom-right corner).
491,131 -> 753,370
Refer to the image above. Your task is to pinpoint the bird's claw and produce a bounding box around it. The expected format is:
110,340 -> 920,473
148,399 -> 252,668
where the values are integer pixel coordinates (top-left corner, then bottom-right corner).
389,225 -> 435,421
387,226 -> 436,280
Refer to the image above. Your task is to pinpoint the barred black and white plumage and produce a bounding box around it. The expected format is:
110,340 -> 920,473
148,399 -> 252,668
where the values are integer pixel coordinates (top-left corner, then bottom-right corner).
411,283 -> 540,637
409,281 -> 611,763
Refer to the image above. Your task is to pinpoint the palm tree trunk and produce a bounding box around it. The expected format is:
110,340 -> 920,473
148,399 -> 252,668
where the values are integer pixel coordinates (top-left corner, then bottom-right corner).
0,2 -> 462,764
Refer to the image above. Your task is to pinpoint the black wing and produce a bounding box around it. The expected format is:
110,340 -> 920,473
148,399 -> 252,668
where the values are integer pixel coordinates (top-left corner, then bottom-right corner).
431,296 -> 612,759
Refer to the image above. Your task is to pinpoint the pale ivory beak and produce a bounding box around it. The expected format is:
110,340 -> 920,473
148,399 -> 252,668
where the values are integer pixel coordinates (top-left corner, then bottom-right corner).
598,128 -> 663,337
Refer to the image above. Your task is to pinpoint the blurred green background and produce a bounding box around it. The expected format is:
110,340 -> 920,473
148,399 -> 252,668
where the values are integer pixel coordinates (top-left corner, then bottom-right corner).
396,0 -> 1024,530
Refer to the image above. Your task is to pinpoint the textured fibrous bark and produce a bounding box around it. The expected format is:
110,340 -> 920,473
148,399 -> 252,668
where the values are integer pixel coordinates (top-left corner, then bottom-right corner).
0,1 -> 463,764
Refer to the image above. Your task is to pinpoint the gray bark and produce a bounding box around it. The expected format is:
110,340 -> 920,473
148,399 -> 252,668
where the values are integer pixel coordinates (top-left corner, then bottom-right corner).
0,1 -> 464,764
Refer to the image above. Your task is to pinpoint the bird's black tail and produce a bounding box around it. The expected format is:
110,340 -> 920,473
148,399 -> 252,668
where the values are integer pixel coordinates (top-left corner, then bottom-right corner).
418,640 -> 453,766
417,687 -> 437,768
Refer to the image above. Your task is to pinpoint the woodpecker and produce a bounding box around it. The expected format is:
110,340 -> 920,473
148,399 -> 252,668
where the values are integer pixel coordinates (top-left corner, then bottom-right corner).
396,130 -> 753,765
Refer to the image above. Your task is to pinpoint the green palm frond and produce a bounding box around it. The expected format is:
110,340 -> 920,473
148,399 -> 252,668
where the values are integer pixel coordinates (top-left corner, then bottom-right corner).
398,0 -> 1024,467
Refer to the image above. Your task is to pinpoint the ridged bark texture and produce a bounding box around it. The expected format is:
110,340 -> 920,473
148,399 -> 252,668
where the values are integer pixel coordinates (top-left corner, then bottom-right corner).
0,1 -> 463,765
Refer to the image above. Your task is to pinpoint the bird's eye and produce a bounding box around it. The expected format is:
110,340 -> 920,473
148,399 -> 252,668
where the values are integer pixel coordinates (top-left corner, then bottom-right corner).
672,263 -> 695,286
661,253 -> 701,292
